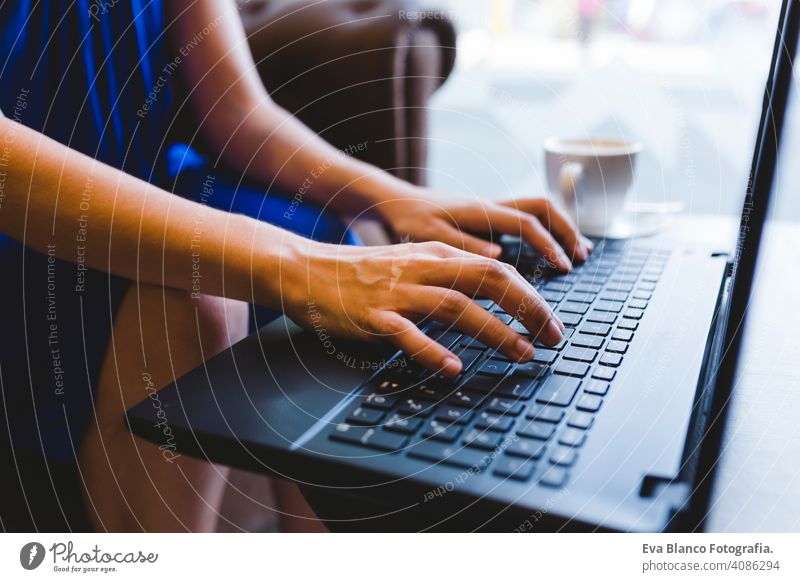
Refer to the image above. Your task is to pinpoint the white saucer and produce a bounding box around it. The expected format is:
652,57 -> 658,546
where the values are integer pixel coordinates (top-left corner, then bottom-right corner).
580,210 -> 676,240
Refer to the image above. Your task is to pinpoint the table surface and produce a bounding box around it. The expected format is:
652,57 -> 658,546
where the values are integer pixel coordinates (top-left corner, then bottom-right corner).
644,214 -> 800,532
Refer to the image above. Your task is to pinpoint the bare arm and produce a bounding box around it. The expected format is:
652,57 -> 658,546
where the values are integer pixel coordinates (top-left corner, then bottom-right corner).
166,0 -> 402,216
0,117 -> 564,375
168,0 -> 592,265
0,117 -> 292,306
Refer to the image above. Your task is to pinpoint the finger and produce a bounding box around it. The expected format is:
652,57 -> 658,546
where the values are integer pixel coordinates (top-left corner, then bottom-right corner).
417,256 -> 564,346
406,287 -> 535,362
504,198 -> 587,262
433,221 -> 502,258
451,205 -> 572,271
374,311 -> 463,377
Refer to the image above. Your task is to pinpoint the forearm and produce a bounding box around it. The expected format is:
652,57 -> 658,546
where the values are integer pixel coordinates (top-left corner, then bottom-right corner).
0,117 -> 298,308
216,100 -> 413,214
169,0 -> 414,217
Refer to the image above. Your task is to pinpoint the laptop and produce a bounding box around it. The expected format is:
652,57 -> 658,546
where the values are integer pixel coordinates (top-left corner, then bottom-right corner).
127,0 -> 798,532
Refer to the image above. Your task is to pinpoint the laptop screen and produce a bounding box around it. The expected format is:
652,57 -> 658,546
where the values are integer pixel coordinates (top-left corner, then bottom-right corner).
692,0 -> 799,529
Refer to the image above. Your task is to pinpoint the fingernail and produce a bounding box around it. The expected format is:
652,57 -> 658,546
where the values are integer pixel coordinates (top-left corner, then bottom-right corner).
442,355 -> 462,376
547,319 -> 564,342
485,243 -> 503,257
515,338 -> 535,361
559,253 -> 572,271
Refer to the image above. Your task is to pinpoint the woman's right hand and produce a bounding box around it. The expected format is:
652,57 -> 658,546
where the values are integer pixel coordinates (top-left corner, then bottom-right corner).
271,236 -> 565,377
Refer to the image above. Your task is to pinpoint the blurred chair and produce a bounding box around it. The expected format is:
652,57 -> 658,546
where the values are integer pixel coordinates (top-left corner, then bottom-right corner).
237,0 -> 457,186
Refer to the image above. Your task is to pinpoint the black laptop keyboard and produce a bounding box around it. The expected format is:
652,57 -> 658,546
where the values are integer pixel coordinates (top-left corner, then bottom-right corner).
328,239 -> 671,489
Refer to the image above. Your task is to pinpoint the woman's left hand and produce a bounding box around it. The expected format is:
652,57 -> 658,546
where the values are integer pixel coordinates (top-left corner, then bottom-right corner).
374,188 -> 593,272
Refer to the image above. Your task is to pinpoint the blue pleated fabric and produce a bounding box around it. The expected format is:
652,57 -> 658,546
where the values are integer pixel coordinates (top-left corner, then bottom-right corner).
0,1 -> 360,462
0,0 -> 173,462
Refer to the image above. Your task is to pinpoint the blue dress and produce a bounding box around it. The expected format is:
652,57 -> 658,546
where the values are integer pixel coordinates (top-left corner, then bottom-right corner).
0,0 -> 357,463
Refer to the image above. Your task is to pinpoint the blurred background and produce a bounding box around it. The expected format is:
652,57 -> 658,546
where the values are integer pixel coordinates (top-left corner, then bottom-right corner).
424,0 -> 799,220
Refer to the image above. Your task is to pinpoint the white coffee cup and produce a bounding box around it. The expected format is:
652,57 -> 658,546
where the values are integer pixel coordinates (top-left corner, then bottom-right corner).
544,137 -> 642,237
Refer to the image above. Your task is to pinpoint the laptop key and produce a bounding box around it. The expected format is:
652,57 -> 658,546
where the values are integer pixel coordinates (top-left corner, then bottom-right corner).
567,412 -> 595,430
606,340 -> 628,354
544,281 -> 572,293
536,376 -> 582,406
526,404 -> 565,423
422,420 -> 462,443
517,420 -> 556,441
567,291 -> 596,304
571,334 -> 604,349
436,406 -> 474,424
532,349 -> 558,364
507,320 -> 530,335
347,407 -> 386,426
550,445 -> 578,467
599,353 -> 623,367
560,301 -> 589,315
563,347 -> 598,363
580,322 -> 612,336
594,300 -> 624,313
506,437 -> 547,459
540,290 -> 566,303
617,319 -> 639,331
606,282 -> 634,293
554,361 -> 590,378
611,329 -> 634,342
576,394 -> 603,412
330,423 -> 369,445
408,442 -> 491,470
574,283 -> 603,294
477,360 -> 512,376
628,298 -> 648,310
495,313 -> 514,324
539,466 -> 570,488
364,430 -> 409,451
486,397 -> 525,416
363,393 -> 398,410
555,311 -> 583,327
448,390 -> 484,408
494,377 -> 538,399
435,331 -> 462,349
592,366 -> 617,381
559,428 -> 586,447
384,414 -> 423,434
623,308 -> 645,320
587,311 -> 617,325
632,290 -> 652,300
463,429 -> 504,451
600,291 -> 628,302
494,457 -> 536,481
376,379 -> 402,394
457,348 -> 484,371
399,398 -> 433,416
584,379 -> 610,396
475,412 -> 516,432
515,361 -> 549,378
460,336 -> 488,350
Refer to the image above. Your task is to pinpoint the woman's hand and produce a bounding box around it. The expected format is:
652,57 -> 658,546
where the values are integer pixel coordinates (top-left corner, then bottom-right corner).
273,236 -> 565,377
373,187 -> 593,272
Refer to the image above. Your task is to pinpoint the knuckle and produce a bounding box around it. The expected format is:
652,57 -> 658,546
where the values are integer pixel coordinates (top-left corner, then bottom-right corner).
484,258 -> 506,279
379,313 -> 408,336
439,291 -> 467,316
